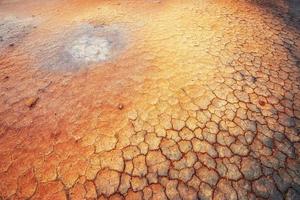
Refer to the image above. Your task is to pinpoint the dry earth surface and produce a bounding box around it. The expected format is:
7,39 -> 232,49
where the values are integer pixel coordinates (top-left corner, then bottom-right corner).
0,0 -> 299,199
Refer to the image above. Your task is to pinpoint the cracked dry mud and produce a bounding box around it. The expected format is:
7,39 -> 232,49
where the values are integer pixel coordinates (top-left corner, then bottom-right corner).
0,0 -> 300,199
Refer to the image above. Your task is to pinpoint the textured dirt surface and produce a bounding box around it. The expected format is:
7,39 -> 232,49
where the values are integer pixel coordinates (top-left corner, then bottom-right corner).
0,0 -> 300,199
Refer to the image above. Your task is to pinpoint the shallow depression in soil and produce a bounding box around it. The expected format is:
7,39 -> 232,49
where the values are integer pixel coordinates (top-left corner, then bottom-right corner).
31,23 -> 127,72
67,35 -> 111,63
0,15 -> 39,53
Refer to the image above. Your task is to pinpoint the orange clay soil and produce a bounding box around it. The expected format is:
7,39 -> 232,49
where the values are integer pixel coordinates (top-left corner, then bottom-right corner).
0,0 -> 299,199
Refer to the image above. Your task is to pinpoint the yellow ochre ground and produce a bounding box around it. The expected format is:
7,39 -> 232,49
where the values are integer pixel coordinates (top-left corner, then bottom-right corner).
0,0 -> 299,199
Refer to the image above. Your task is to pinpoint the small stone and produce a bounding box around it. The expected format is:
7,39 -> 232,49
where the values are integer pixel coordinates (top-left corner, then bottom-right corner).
118,103 -> 124,110
25,97 -> 39,108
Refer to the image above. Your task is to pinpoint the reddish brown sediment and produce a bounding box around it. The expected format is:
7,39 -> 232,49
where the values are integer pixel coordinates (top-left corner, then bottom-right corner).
0,0 -> 299,199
